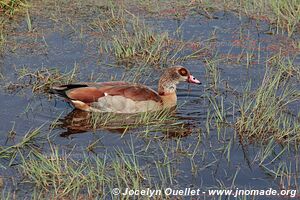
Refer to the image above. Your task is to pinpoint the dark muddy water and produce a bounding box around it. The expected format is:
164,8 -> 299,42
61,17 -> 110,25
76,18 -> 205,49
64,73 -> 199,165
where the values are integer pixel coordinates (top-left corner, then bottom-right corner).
0,11 -> 299,199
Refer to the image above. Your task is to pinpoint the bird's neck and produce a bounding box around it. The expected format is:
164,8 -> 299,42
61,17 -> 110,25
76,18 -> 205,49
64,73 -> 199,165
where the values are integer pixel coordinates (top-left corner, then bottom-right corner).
158,76 -> 178,95
158,77 -> 178,108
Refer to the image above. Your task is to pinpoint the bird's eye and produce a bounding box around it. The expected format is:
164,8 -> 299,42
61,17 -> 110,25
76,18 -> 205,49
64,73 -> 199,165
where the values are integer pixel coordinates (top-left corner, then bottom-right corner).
179,68 -> 188,76
193,77 -> 195,80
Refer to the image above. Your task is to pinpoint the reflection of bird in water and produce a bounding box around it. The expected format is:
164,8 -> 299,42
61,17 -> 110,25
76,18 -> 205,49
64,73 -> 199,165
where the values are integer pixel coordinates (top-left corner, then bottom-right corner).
55,109 -> 195,138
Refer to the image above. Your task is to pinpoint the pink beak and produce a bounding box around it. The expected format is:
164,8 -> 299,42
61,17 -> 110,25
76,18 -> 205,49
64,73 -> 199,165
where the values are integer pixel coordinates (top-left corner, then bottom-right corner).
187,75 -> 201,84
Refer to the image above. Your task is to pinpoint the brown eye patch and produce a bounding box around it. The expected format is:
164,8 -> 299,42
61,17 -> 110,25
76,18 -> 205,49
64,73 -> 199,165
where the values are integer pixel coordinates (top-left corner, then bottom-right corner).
178,68 -> 188,76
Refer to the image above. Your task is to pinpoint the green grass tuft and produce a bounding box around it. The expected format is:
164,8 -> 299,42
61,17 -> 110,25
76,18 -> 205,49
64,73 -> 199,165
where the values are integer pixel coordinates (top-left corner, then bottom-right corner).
236,62 -> 300,143
5,65 -> 78,93
0,0 -> 28,16
198,0 -> 300,36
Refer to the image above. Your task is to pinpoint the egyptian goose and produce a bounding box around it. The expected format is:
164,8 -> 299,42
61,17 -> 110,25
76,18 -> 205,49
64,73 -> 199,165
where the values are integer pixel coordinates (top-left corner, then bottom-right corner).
50,66 -> 200,113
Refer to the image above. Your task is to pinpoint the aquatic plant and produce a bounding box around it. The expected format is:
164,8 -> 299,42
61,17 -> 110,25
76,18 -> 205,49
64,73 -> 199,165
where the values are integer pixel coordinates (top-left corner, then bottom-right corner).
197,0 -> 300,36
0,0 -> 28,16
236,62 -> 300,143
5,65 -> 78,93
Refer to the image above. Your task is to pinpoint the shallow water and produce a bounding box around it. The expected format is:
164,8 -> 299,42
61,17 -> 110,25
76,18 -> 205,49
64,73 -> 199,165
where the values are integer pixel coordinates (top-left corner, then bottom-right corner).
0,9 -> 299,199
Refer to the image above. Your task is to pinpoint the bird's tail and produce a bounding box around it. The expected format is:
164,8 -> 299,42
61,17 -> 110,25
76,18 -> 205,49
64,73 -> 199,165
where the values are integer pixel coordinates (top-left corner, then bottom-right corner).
49,84 -> 88,98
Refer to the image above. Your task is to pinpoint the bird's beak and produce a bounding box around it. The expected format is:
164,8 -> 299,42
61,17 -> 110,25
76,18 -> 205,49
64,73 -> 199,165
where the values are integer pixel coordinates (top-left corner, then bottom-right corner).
187,75 -> 201,84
